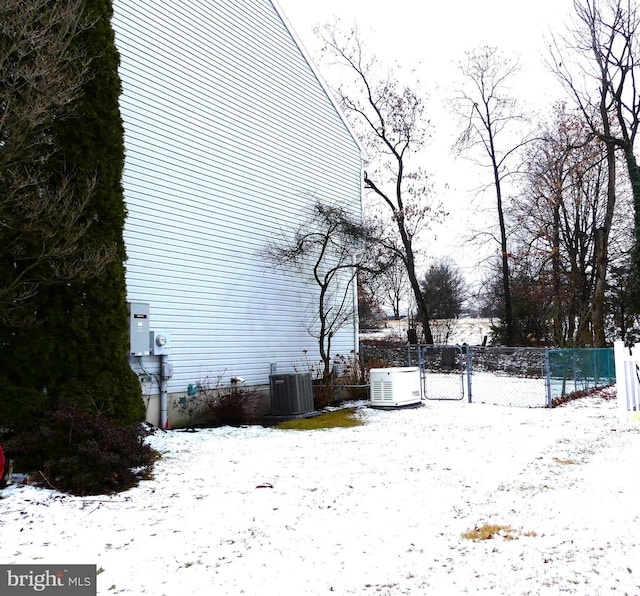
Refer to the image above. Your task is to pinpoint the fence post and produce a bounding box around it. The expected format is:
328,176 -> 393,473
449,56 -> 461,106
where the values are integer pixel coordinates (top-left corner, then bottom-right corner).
418,344 -> 425,400
466,344 -> 473,403
544,348 -> 552,408
614,340 -> 635,418
608,348 -> 615,385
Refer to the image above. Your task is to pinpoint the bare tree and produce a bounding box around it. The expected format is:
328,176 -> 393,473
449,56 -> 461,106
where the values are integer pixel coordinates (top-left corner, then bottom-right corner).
371,254 -> 408,321
0,0 -> 114,326
453,46 -> 530,346
317,24 -> 444,344
550,0 -> 640,342
357,275 -> 385,330
512,104 -> 611,345
264,200 -> 369,405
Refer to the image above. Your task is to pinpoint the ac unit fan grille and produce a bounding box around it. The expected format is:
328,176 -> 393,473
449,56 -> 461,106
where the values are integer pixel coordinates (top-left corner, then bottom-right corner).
270,373 -> 314,415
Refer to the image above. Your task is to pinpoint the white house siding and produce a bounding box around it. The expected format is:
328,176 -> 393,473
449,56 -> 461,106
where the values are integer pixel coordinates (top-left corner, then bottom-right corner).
112,0 -> 365,423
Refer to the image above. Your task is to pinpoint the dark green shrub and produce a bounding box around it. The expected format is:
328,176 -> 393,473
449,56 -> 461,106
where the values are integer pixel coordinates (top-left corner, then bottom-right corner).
4,401 -> 157,495
0,0 -> 144,431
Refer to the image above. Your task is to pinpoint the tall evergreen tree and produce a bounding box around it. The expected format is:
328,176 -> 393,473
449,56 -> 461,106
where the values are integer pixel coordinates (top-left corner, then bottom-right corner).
0,0 -> 143,431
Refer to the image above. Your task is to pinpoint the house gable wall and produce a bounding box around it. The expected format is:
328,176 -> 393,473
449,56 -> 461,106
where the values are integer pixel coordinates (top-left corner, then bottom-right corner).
112,0 -> 364,419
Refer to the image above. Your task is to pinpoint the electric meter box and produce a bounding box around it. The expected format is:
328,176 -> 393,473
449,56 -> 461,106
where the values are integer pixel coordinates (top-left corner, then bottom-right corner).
150,331 -> 172,355
127,302 -> 150,356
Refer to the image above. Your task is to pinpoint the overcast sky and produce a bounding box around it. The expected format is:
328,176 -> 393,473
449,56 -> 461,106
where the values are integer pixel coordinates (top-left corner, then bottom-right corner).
274,0 -> 578,287
276,0 -> 576,75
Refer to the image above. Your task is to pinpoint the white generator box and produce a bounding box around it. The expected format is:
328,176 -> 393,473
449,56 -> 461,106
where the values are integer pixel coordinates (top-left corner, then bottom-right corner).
370,367 -> 422,407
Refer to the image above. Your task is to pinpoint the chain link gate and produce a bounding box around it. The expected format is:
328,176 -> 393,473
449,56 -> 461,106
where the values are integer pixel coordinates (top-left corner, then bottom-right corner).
409,344 -> 468,401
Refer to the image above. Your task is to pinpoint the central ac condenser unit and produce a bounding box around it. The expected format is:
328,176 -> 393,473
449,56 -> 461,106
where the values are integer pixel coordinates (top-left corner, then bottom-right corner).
269,372 -> 314,416
369,367 -> 422,407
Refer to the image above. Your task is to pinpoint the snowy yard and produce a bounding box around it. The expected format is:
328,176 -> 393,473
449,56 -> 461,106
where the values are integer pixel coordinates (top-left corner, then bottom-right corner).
2,387 -> 640,595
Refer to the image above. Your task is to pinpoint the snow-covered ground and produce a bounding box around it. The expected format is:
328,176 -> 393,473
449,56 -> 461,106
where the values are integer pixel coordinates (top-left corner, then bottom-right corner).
2,387 -> 640,595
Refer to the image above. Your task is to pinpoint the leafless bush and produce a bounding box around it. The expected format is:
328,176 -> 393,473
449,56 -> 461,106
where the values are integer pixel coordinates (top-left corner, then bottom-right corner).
173,374 -> 264,427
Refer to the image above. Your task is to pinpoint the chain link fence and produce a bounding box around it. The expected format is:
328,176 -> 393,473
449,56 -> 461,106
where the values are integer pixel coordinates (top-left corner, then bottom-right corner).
360,344 -> 616,408
467,346 -> 547,407
546,348 -> 616,404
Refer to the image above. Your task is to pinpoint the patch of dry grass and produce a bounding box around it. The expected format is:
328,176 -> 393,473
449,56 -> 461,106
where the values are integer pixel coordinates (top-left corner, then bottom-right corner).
462,524 -> 537,542
553,457 -> 577,465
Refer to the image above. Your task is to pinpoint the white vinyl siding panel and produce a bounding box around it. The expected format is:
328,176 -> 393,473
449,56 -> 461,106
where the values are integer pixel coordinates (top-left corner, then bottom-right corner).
113,0 -> 364,393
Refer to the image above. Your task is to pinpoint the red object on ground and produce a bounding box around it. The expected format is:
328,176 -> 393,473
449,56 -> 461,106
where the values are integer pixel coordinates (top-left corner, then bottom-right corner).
0,444 -> 5,481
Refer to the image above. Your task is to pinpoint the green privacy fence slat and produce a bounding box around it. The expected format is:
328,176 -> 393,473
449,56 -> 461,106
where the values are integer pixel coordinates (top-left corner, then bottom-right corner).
545,348 -> 616,402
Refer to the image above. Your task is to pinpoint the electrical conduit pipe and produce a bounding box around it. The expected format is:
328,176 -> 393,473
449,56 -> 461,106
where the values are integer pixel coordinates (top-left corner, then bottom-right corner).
160,353 -> 169,429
